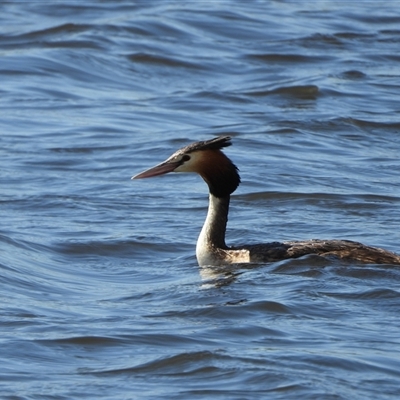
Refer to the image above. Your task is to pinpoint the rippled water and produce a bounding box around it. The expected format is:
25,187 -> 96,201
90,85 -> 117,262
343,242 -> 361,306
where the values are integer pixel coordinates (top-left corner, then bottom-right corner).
1,2 -> 400,399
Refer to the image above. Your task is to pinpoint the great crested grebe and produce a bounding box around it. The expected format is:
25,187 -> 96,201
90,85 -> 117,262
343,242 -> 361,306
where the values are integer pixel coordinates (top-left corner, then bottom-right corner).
132,136 -> 400,266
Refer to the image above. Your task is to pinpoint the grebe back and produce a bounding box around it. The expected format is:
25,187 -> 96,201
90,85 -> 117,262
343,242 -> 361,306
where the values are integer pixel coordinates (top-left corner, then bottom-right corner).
132,136 -> 400,266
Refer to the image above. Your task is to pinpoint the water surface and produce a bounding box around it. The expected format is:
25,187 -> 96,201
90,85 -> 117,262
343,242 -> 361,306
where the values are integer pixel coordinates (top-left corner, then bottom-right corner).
1,2 -> 400,399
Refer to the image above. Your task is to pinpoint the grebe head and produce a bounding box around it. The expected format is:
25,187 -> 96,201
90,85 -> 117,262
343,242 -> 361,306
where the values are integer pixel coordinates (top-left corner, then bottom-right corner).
132,136 -> 241,198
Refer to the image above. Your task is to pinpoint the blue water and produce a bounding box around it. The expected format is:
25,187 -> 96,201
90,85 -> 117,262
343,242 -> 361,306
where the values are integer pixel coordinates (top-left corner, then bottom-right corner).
1,1 -> 400,399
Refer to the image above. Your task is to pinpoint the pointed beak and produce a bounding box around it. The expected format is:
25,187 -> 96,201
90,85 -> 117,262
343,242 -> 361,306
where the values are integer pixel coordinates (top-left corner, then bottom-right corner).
131,160 -> 180,179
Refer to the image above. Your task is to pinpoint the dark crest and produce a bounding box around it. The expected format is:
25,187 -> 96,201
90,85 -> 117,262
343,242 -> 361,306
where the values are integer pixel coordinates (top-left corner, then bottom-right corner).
182,136 -> 232,154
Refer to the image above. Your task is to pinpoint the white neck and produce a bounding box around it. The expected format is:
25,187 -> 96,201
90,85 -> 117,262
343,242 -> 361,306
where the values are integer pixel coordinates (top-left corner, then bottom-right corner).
196,194 -> 230,266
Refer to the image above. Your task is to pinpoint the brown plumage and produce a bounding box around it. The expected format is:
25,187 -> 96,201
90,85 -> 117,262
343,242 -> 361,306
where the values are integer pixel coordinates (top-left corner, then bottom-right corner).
133,136 -> 400,266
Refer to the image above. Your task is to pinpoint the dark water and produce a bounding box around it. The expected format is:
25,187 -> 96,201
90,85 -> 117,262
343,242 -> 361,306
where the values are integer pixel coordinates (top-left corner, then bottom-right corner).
1,1 -> 400,399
